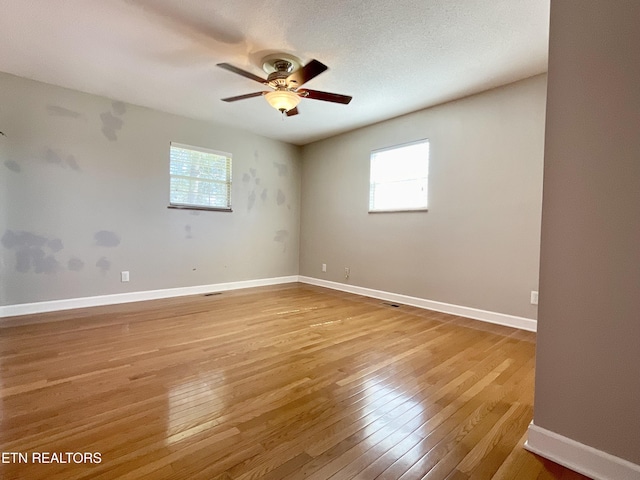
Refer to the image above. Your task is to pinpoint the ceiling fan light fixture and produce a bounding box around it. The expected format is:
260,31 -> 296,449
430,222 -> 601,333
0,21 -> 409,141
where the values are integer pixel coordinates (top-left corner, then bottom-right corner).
264,90 -> 300,113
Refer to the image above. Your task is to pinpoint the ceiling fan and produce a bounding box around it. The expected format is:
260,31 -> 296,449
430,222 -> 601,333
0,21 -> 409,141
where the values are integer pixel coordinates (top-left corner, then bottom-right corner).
217,54 -> 352,116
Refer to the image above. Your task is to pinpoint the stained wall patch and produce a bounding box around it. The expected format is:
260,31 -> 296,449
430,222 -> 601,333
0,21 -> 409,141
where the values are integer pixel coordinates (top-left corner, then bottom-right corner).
46,105 -> 82,118
66,155 -> 81,171
47,238 -> 64,252
94,230 -> 121,247
3,160 -> 21,172
273,162 -> 289,177
100,112 -> 124,141
96,257 -> 111,273
112,101 -> 127,115
68,257 -> 84,271
274,230 -> 289,252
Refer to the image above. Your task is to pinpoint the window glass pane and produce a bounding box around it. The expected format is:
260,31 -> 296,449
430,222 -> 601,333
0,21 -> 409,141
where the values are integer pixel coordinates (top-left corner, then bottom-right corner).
369,140 -> 429,211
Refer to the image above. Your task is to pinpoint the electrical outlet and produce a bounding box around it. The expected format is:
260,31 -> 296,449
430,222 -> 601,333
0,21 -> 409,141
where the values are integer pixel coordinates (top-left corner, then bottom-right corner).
121,271 -> 130,282
322,263 -> 327,272
344,267 -> 350,279
530,291 -> 538,305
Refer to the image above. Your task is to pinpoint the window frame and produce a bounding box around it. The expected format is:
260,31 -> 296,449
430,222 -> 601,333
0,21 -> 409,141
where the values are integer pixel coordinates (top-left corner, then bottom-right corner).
168,142 -> 233,212
368,139 -> 430,214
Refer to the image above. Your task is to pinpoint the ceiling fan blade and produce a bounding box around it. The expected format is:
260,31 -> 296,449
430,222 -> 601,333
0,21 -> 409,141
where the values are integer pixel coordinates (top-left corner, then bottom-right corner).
221,92 -> 266,102
286,59 -> 328,87
286,107 -> 299,117
217,63 -> 268,84
300,89 -> 352,104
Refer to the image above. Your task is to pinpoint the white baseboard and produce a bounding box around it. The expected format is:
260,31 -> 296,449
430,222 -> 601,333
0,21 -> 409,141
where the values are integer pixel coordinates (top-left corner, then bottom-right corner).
1,275 -> 537,333
0,276 -> 299,321
298,276 -> 537,332
525,422 -> 640,480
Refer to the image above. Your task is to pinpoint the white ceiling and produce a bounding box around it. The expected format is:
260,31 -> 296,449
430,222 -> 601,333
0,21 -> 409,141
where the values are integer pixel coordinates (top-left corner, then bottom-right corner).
0,0 -> 549,145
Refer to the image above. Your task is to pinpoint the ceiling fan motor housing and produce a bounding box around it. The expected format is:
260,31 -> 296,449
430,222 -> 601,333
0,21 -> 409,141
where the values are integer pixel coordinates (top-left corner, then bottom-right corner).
266,59 -> 297,89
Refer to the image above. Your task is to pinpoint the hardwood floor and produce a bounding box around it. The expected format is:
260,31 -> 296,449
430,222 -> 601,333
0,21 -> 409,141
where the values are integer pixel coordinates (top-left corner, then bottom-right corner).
0,283 -> 590,480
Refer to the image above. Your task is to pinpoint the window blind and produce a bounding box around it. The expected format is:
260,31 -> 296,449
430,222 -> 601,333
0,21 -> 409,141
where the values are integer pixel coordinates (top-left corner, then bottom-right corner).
169,143 -> 232,210
369,140 -> 429,212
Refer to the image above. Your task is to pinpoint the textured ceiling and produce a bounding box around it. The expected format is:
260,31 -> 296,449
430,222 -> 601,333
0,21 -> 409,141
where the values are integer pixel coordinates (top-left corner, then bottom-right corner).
0,0 -> 549,145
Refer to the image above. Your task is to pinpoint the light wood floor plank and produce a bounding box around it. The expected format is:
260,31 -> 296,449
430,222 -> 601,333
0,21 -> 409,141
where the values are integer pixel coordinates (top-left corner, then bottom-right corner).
0,283 -> 589,479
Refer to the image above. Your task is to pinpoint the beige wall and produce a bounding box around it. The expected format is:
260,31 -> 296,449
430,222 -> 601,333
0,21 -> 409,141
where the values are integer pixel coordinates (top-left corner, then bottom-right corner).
534,0 -> 640,465
0,73 -> 301,305
299,75 -> 547,319
0,119 -> 7,304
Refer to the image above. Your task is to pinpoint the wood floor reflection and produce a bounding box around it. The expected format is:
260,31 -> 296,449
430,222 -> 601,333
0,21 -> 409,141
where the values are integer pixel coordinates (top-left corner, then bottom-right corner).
0,283 -> 590,479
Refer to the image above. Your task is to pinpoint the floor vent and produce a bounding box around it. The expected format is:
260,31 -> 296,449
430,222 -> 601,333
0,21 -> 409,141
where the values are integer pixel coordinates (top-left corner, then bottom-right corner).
203,292 -> 222,297
382,302 -> 401,308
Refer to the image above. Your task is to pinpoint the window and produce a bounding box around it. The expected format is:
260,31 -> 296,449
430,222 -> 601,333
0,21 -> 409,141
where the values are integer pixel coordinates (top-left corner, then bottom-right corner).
169,142 -> 232,211
369,139 -> 429,212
